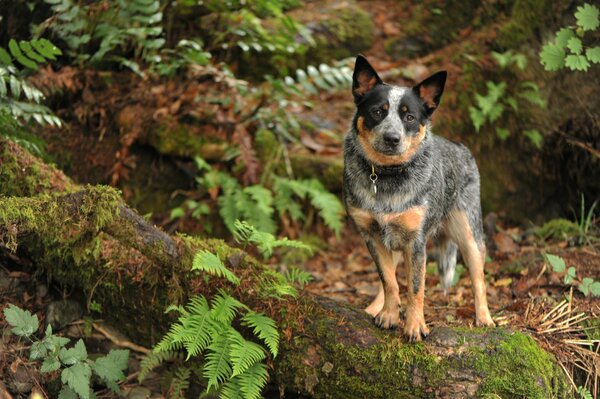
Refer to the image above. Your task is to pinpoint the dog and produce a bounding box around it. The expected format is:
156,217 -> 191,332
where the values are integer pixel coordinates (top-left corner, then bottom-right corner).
343,55 -> 495,341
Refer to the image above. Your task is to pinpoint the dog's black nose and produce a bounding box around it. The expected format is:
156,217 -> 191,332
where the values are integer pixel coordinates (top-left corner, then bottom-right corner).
383,132 -> 401,146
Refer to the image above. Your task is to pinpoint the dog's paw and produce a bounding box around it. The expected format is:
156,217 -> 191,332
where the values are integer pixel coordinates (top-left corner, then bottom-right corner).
374,309 -> 399,329
476,310 -> 496,327
403,316 -> 429,342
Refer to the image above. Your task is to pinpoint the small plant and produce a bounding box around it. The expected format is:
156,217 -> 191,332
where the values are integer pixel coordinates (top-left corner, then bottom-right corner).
544,253 -> 600,297
576,385 -> 593,399
0,38 -> 62,154
233,219 -> 313,259
141,249 -> 286,399
2,304 -> 129,398
468,50 -> 545,147
540,3 -> 599,72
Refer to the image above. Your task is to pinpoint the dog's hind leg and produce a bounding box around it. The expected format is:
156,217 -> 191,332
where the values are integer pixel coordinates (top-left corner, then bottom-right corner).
435,234 -> 458,294
365,239 -> 400,329
446,210 -> 495,326
365,251 -> 401,317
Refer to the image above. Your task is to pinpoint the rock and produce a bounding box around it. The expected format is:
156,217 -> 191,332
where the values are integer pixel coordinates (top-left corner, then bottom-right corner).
45,300 -> 83,331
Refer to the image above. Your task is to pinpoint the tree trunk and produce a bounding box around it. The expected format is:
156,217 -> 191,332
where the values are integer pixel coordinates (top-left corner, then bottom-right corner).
0,137 -> 570,398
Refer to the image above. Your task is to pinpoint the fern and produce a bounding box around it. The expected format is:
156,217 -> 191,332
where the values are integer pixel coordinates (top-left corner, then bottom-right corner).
286,62 -> 353,96
284,267 -> 313,288
238,363 -> 269,399
168,367 -> 191,399
138,350 -> 179,382
152,291 -> 279,398
203,327 -> 235,391
241,311 -> 279,358
233,220 -> 313,259
192,250 -> 240,285
273,177 -> 343,236
257,269 -> 298,300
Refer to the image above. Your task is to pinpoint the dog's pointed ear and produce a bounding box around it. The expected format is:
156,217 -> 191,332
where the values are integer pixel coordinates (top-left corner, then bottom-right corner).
413,71 -> 447,116
352,55 -> 382,103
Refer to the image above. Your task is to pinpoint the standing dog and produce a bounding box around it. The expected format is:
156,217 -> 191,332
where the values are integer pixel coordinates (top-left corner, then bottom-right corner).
343,55 -> 495,341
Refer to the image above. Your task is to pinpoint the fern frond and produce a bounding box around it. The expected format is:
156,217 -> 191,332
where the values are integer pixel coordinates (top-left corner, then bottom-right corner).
138,350 -> 179,382
192,250 -> 240,285
238,363 -> 269,399
303,179 -> 343,237
284,267 -> 313,288
232,220 -> 312,259
210,291 -> 247,324
183,304 -> 214,360
154,323 -> 187,353
203,327 -> 235,392
241,311 -> 279,358
168,366 -> 191,399
219,375 -> 244,399
230,338 -> 266,377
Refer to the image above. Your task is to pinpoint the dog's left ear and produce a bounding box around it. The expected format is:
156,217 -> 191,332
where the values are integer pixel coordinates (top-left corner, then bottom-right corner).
413,71 -> 447,116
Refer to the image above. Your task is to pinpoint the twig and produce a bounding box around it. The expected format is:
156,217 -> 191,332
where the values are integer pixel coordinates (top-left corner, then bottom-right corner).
92,322 -> 150,354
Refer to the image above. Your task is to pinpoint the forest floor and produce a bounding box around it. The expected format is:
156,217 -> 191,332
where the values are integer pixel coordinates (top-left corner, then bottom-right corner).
1,0 -> 599,398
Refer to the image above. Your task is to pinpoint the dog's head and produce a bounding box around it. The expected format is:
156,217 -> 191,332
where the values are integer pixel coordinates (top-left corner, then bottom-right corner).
351,55 -> 446,165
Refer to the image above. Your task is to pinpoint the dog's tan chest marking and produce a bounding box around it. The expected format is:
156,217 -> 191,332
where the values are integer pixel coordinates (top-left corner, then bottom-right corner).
348,206 -> 425,249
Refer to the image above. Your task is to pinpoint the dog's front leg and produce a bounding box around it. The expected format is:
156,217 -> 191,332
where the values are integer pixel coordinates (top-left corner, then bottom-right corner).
365,238 -> 400,329
404,241 -> 429,341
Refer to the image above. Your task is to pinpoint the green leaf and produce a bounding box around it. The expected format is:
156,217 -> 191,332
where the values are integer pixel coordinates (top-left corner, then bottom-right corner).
495,127 -> 510,140
191,250 -> 240,285
58,386 -> 79,399
468,106 -> 485,131
203,328 -> 234,391
578,277 -> 594,296
586,46 -> 600,63
19,41 -> 46,63
210,292 -> 246,324
565,54 -> 590,71
575,3 -> 599,31
523,129 -> 543,149
41,356 -> 61,373
241,311 -> 279,357
566,37 -> 583,55
61,362 -> 92,399
540,43 -> 566,71
564,266 -> 576,284
92,349 -> 129,392
9,39 -> 37,70
544,253 -> 565,272
30,341 -> 48,360
230,338 -> 266,377
237,362 -> 268,399
170,207 -> 185,219
590,281 -> 600,297
59,339 -> 88,365
555,28 -> 575,47
3,304 -> 39,337
0,47 -> 13,65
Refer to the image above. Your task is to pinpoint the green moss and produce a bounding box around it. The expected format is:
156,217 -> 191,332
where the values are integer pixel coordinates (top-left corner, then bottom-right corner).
148,120 -> 228,159
536,218 -> 581,240
497,0 -> 552,48
472,332 -> 568,398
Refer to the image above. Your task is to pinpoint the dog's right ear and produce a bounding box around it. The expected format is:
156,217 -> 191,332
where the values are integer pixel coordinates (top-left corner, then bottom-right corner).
352,55 -> 382,103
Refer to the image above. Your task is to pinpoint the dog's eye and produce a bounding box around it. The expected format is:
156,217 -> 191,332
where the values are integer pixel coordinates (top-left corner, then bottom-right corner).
371,108 -> 383,119
405,114 -> 415,122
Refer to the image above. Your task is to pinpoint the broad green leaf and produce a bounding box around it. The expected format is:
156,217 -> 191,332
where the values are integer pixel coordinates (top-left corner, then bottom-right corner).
590,281 -> 600,297
41,356 -> 61,373
92,349 -> 129,392
58,386 -> 78,399
564,266 -> 576,284
3,304 -> 39,337
170,207 -> 185,219
575,3 -> 599,31
566,37 -> 583,55
19,41 -> 45,63
59,339 -> 88,365
565,54 -> 590,71
61,362 -> 92,399
555,28 -> 575,47
540,43 -> 565,71
30,341 -> 48,360
469,107 -> 484,131
586,46 -> 600,63
578,277 -> 594,296
544,253 -> 565,272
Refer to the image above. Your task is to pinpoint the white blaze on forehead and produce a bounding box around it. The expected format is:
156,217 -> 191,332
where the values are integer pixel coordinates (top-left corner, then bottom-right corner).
374,87 -> 408,134
388,87 -> 408,110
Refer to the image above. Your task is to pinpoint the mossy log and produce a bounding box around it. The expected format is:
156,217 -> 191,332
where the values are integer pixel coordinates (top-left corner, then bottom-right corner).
0,137 -> 571,398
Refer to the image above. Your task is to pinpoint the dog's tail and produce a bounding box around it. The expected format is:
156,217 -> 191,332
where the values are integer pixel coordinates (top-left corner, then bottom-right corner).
437,239 -> 458,294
